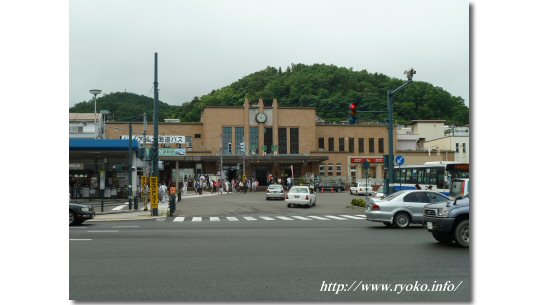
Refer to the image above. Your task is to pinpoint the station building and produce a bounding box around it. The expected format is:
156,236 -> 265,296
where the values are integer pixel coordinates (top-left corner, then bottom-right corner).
106,99 -> 398,187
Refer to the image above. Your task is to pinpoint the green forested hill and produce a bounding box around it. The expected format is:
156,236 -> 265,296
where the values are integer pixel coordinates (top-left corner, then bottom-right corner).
70,63 -> 469,125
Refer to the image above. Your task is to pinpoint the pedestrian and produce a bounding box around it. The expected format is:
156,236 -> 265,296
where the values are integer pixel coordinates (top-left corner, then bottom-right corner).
169,184 -> 177,204
287,177 -> 292,191
217,179 -> 223,195
142,183 -> 149,211
159,183 -> 168,203
247,179 -> 251,192
238,180 -> 243,193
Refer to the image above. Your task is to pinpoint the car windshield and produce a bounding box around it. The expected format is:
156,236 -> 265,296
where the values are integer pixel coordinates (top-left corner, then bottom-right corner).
268,185 -> 282,190
290,187 -> 308,193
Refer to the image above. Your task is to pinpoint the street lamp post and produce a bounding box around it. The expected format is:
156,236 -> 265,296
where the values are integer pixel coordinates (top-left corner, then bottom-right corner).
385,68 -> 416,196
89,89 -> 102,138
99,110 -> 110,139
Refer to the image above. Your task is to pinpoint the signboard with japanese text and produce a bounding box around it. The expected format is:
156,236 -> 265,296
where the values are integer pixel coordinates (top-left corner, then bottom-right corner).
141,176 -> 148,187
150,177 -> 159,209
350,157 -> 384,163
120,135 -> 185,144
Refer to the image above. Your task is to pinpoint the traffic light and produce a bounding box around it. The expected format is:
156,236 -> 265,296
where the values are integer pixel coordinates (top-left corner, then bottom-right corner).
240,142 -> 245,152
227,142 -> 232,153
349,102 -> 358,124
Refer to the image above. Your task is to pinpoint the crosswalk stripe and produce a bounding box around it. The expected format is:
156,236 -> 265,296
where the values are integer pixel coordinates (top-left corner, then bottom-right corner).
355,214 -> 367,218
243,217 -> 257,221
340,215 -> 365,220
291,216 -> 312,220
275,216 -> 294,220
226,217 -> 239,221
209,217 -> 220,221
173,217 -> 185,222
325,215 -> 348,220
192,217 -> 202,222
260,216 -> 276,220
308,216 -> 329,220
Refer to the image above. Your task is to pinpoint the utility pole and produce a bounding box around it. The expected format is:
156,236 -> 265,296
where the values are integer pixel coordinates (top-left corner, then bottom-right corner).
143,112 -> 148,176
152,53 -> 159,216
384,68 -> 416,196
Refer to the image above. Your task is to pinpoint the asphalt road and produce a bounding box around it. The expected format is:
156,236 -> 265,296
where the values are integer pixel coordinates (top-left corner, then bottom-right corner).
70,192 -> 470,302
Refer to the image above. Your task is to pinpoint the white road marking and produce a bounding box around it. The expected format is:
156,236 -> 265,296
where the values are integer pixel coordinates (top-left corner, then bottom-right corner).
275,216 -> 294,220
111,204 -> 128,211
69,239 -> 92,241
355,214 -> 367,218
324,215 -> 348,220
209,217 -> 220,221
260,216 -> 276,220
173,217 -> 185,222
243,217 -> 257,221
291,216 -> 312,220
340,215 -> 365,220
226,217 -> 239,221
192,217 -> 202,222
308,216 -> 329,220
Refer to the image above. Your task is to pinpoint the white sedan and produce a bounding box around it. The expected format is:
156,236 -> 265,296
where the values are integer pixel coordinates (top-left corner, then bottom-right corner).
350,182 -> 374,196
286,186 -> 316,208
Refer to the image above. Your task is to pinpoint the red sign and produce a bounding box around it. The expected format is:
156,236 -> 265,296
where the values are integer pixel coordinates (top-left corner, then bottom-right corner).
351,157 -> 384,163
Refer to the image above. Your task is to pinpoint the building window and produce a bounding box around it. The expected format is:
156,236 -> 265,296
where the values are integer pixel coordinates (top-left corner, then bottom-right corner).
318,137 -> 325,151
264,127 -> 273,154
328,138 -> 334,152
378,138 -> 384,154
249,127 -> 258,154
223,128 -> 232,155
456,143 -> 459,153
328,163 -> 333,176
278,128 -> 287,154
336,163 -> 342,176
339,138 -> 345,152
319,163 -> 325,176
235,127 -> 244,154
462,143 -> 466,153
349,138 -> 354,153
194,133 -> 201,139
290,128 -> 299,154
369,138 -> 375,153
359,138 -> 364,153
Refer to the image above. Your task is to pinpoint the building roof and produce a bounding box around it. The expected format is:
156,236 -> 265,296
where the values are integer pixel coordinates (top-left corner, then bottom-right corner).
69,139 -> 139,151
70,113 -> 102,122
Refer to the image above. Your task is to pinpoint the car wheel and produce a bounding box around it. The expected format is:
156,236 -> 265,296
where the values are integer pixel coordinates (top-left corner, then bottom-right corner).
432,232 -> 453,244
287,204 -> 291,208
69,210 -> 76,226
454,220 -> 469,248
394,212 -> 411,228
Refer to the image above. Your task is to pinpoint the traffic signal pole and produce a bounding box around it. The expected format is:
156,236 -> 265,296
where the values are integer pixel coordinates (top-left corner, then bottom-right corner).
152,53 -> 159,216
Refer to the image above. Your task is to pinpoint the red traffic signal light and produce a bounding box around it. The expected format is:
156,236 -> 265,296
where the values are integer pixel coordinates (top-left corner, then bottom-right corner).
350,102 -> 357,110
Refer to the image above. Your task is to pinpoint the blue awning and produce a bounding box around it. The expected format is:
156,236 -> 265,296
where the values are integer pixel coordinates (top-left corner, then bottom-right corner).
69,139 -> 139,151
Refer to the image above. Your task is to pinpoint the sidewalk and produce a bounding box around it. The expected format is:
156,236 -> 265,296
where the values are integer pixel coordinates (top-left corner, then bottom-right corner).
84,191 -> 222,222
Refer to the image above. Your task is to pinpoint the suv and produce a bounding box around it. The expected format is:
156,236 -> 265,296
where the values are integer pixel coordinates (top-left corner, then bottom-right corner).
423,195 -> 470,248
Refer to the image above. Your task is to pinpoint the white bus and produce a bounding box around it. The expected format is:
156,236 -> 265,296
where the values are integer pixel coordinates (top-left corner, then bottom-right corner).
390,162 -> 469,196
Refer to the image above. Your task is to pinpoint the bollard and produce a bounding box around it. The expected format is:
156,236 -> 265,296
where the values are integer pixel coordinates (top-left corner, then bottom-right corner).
101,198 -> 104,212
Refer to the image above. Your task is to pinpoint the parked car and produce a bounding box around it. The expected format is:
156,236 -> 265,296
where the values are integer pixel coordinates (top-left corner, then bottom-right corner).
286,186 -> 317,208
266,184 -> 285,200
374,186 -> 385,199
314,181 -> 345,193
423,194 -> 470,248
366,190 -> 451,228
69,202 -> 95,225
350,182 -> 374,196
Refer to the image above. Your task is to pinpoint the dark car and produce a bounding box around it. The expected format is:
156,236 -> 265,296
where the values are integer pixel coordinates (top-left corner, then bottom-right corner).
314,181 -> 345,193
423,195 -> 469,247
69,203 -> 95,225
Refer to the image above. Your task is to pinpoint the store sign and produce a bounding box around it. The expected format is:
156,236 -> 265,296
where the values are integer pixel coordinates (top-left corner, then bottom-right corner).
159,148 -> 186,156
150,176 -> 159,209
120,135 -> 185,144
351,157 -> 384,163
69,163 -> 84,170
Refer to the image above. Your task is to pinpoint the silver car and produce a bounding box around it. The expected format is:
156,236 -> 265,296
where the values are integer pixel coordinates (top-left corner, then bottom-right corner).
286,186 -> 316,208
366,190 -> 451,228
266,184 -> 285,200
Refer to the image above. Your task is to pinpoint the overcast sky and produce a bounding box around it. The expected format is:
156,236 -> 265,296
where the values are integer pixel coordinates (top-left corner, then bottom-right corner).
70,0 -> 469,107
